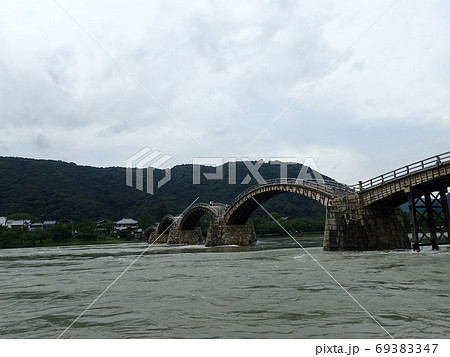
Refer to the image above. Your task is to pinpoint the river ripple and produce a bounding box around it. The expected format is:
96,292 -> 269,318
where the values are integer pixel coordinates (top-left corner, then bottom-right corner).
0,236 -> 449,339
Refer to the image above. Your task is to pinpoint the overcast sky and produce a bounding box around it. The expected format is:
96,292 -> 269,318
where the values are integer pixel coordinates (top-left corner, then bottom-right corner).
0,0 -> 449,184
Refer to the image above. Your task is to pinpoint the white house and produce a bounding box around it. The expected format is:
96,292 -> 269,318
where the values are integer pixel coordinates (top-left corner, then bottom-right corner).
115,218 -> 139,231
0,217 -> 7,226
5,219 -> 32,229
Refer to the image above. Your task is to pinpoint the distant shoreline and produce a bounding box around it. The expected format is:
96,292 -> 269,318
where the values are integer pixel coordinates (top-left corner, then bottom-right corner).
0,232 -> 326,250
258,231 -> 324,237
0,238 -> 141,250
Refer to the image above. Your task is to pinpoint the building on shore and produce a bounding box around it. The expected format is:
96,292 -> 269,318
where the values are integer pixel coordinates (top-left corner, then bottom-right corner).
43,221 -> 57,230
115,218 -> 139,231
5,219 -> 32,229
29,222 -> 44,232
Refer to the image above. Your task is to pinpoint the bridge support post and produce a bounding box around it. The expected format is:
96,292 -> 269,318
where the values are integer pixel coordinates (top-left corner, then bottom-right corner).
424,193 -> 439,250
408,192 -> 420,252
324,194 -> 411,251
148,232 -> 170,244
206,220 -> 256,247
167,227 -> 203,245
441,188 -> 450,245
408,189 -> 450,251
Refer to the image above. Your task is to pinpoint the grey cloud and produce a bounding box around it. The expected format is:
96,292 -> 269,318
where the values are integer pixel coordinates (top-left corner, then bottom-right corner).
32,134 -> 50,151
97,122 -> 138,137
0,0 -> 448,182
43,47 -> 76,87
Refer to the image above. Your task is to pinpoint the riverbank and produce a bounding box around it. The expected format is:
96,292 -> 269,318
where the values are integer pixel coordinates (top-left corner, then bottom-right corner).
258,231 -> 323,237
0,237 -> 141,250
0,231 -> 326,250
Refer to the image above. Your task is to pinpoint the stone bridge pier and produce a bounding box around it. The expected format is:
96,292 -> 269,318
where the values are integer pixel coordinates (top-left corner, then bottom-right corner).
148,232 -> 170,244
166,227 -> 203,245
206,220 -> 257,247
153,221 -> 256,246
324,194 -> 411,251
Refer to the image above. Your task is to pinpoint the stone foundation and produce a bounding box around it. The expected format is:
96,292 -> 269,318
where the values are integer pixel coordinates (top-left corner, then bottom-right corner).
167,227 -> 203,245
148,233 -> 169,244
324,194 -> 411,251
206,220 -> 257,247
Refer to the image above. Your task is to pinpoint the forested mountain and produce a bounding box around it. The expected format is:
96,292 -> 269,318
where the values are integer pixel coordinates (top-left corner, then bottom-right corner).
0,156 -> 327,222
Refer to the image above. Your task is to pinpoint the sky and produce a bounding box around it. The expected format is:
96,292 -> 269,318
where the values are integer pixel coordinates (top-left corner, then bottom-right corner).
0,0 -> 449,184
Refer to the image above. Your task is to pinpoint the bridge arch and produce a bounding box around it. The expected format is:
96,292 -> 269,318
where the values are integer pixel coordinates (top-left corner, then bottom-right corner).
157,215 -> 177,234
224,179 -> 344,225
179,203 -> 226,230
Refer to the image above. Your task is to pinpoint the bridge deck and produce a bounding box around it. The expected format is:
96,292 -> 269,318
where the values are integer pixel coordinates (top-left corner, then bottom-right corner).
352,151 -> 450,207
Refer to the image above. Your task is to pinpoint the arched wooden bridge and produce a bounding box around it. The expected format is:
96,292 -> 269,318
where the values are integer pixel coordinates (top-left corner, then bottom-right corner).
153,151 -> 450,251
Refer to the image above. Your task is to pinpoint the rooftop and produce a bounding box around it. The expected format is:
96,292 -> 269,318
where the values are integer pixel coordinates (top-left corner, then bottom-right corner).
116,218 -> 138,225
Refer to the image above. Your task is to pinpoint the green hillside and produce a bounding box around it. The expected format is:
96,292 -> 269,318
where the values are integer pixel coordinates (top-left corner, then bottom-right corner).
0,156 -> 327,222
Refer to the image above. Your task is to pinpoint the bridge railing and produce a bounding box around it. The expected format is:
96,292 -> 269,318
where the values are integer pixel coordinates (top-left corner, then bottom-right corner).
352,151 -> 450,192
182,202 -> 228,216
228,178 -> 354,208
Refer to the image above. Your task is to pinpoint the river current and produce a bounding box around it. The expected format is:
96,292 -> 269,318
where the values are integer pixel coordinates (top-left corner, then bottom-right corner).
0,236 -> 449,339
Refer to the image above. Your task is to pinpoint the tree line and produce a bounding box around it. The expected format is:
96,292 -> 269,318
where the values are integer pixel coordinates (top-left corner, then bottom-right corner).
0,157 -> 326,222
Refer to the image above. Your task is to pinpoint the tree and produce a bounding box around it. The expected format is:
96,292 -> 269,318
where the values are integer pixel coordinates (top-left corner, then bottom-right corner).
99,221 -> 116,237
270,212 -> 282,221
0,227 -> 26,248
401,210 -> 411,230
117,227 -> 134,240
198,215 -> 214,236
139,208 -> 155,230
75,220 -> 98,241
49,224 -> 72,242
155,198 -> 169,221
